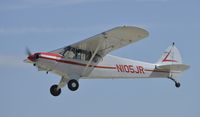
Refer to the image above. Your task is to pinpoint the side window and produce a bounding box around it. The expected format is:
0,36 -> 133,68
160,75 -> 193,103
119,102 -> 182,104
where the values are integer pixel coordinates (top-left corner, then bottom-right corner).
61,46 -> 93,61
68,51 -> 75,59
93,54 -> 102,63
76,50 -> 81,60
85,52 -> 92,61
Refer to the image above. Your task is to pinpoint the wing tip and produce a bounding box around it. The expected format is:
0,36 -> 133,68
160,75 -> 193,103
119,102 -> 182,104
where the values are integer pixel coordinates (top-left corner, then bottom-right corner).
118,25 -> 149,38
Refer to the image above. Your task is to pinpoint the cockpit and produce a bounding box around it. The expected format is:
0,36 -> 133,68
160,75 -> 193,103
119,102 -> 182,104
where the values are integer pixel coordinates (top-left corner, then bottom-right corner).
60,46 -> 102,62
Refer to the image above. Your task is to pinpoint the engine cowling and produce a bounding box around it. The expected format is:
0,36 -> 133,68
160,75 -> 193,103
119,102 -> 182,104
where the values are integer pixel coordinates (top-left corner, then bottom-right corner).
28,53 -> 40,62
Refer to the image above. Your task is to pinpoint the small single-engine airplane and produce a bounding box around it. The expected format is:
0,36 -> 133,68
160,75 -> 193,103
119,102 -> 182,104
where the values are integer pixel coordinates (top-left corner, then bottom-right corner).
24,26 -> 190,96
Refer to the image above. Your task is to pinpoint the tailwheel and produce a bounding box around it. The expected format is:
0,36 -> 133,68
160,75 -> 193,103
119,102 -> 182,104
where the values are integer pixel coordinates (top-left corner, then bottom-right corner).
168,77 -> 181,88
50,84 -> 61,96
68,79 -> 79,91
175,82 -> 181,88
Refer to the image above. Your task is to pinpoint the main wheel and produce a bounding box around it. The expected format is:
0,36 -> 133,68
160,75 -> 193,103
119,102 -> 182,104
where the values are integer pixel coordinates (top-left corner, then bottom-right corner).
50,84 -> 61,96
175,82 -> 181,88
68,79 -> 79,91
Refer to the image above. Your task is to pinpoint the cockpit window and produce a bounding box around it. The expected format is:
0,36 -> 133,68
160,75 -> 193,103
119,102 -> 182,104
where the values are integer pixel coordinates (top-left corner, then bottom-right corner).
60,46 -> 93,61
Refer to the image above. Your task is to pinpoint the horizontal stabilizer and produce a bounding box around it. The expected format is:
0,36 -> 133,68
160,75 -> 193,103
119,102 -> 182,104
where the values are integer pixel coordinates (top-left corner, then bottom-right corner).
157,64 -> 190,72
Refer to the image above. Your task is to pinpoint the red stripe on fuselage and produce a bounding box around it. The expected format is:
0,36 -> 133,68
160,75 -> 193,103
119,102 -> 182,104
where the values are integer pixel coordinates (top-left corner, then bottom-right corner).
39,56 -> 116,69
39,52 -> 63,58
38,53 -> 176,73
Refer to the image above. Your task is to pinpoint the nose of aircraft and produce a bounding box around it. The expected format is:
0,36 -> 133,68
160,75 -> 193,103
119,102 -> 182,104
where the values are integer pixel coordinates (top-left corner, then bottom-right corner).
26,53 -> 40,62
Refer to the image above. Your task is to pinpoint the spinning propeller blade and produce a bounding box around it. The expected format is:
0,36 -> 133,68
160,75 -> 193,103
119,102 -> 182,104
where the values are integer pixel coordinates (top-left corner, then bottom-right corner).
25,47 -> 32,56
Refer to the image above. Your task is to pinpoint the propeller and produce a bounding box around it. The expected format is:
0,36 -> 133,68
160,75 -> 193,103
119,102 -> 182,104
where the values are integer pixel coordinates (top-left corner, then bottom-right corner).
25,47 -> 40,63
25,47 -> 32,56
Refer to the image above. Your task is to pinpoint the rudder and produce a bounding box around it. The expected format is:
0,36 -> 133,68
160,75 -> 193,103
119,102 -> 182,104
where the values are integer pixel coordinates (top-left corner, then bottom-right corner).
157,42 -> 182,65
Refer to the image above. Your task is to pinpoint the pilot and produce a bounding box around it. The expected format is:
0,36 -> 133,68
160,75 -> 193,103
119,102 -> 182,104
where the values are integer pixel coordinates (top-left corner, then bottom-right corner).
68,51 -> 75,59
63,49 -> 75,59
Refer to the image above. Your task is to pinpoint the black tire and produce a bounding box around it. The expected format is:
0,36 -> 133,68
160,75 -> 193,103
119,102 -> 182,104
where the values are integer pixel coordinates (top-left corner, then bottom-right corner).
68,79 -> 79,91
175,82 -> 181,88
50,84 -> 61,96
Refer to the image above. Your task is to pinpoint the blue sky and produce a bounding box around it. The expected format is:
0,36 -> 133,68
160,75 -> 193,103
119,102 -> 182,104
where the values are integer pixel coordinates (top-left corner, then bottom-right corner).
0,0 -> 199,117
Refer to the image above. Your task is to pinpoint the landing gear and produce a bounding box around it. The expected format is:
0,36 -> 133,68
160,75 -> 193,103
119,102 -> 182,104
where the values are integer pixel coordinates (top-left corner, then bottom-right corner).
50,84 -> 61,96
168,77 -> 181,88
50,79 -> 79,96
175,82 -> 181,88
68,79 -> 79,91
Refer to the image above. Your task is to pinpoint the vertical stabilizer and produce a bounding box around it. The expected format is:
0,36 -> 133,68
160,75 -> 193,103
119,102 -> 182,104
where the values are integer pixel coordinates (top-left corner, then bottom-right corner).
157,42 -> 182,65
156,43 -> 190,80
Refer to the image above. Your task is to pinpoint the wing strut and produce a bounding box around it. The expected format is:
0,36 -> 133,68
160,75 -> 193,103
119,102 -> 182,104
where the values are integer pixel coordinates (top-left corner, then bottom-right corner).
81,36 -> 106,76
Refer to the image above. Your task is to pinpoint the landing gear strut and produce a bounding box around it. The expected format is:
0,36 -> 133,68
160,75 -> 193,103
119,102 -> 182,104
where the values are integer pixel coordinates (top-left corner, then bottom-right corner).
50,84 -> 61,96
168,77 -> 181,88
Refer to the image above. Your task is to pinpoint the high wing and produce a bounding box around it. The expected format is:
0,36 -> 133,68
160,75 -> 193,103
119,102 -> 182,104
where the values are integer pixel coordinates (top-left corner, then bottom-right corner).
51,26 -> 149,56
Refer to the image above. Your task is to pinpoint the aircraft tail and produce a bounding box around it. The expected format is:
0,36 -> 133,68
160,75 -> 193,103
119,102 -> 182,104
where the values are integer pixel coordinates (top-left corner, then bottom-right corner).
157,42 -> 183,65
156,43 -> 190,78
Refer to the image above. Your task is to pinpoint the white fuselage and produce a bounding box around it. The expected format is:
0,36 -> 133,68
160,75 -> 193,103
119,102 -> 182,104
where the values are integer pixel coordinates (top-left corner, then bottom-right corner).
36,54 -> 170,80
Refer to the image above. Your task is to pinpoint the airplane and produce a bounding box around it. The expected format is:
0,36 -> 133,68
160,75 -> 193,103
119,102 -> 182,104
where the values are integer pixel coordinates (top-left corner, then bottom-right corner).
24,26 -> 190,96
